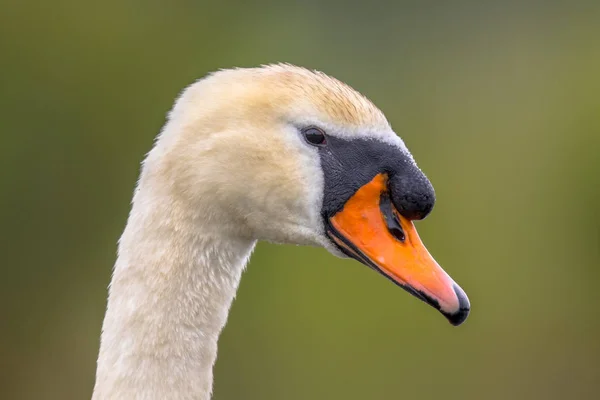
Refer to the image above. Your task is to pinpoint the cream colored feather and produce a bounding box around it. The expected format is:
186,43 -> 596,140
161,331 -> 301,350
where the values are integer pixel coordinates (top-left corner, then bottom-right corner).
92,64 -> 414,400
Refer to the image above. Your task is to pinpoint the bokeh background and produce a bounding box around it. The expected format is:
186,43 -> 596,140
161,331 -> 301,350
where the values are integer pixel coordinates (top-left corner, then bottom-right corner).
1,1 -> 599,399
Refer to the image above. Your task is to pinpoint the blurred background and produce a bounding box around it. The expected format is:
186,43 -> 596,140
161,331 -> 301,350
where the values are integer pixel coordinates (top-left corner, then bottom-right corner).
1,0 -> 599,399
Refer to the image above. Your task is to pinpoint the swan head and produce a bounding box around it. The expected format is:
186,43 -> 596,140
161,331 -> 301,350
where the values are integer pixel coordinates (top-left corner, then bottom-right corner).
148,63 -> 469,326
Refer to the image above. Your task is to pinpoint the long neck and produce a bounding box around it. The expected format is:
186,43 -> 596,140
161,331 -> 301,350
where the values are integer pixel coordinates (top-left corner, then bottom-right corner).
92,183 -> 256,400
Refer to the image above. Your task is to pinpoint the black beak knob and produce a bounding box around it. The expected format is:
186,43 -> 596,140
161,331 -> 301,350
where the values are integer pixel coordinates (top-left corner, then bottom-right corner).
388,169 -> 436,221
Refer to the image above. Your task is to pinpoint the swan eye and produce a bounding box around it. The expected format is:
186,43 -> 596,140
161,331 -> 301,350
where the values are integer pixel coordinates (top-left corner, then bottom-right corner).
302,127 -> 327,146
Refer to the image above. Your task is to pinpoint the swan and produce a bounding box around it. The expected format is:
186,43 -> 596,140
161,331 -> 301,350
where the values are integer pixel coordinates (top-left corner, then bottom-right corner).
92,63 -> 470,400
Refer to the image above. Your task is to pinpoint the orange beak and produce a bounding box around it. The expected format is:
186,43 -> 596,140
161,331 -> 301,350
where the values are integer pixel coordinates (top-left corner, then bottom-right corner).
326,174 -> 470,325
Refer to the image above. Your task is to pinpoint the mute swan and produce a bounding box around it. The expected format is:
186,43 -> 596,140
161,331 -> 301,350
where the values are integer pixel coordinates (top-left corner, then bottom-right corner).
92,64 -> 470,400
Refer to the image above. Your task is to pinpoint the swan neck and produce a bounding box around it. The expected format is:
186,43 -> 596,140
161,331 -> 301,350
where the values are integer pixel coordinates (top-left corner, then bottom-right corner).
92,187 -> 255,400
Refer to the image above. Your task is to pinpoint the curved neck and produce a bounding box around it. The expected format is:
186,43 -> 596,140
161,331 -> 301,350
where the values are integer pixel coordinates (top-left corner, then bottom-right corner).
92,183 -> 256,400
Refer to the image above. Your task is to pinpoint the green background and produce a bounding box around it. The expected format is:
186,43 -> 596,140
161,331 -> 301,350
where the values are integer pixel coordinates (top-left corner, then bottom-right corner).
1,1 -> 599,399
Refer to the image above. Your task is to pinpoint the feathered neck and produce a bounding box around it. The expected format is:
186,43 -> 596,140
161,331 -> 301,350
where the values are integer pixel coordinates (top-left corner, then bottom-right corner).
92,170 -> 256,400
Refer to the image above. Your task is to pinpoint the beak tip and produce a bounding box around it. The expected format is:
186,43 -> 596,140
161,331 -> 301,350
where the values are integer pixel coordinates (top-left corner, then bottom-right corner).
444,283 -> 470,326
445,307 -> 470,326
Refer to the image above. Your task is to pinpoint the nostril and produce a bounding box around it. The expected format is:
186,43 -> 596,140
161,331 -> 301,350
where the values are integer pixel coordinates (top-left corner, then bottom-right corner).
379,192 -> 405,242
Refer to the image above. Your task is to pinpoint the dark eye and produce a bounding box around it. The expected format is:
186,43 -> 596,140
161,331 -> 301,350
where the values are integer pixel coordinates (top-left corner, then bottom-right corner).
302,126 -> 327,146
